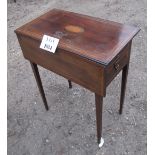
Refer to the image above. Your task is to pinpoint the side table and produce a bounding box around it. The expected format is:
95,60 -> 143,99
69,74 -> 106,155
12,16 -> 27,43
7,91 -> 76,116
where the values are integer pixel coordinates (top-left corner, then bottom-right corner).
15,9 -> 140,147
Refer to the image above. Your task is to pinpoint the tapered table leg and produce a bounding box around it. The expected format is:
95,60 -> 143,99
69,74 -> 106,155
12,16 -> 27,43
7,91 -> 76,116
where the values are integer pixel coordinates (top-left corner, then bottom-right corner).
30,62 -> 49,111
68,80 -> 72,89
95,93 -> 104,147
119,64 -> 129,114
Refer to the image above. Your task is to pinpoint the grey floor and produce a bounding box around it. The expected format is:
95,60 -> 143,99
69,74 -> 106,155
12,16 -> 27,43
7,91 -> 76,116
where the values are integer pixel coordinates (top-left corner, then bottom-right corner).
8,0 -> 146,155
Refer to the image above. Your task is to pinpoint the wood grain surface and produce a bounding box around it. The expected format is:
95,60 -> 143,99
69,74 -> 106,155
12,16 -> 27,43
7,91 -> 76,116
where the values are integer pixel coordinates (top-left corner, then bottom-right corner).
15,9 -> 140,65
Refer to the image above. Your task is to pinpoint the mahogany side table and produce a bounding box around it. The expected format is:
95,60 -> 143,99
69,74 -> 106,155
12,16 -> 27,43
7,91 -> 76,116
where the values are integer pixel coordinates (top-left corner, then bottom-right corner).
15,9 -> 139,147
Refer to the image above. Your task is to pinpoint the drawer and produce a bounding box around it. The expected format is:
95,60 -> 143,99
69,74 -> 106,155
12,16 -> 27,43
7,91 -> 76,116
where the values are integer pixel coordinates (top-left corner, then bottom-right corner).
105,43 -> 131,86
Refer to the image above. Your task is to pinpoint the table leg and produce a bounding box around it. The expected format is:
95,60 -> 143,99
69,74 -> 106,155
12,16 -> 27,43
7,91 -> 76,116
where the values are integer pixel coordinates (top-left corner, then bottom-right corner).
95,94 -> 104,147
68,80 -> 72,89
119,64 -> 129,114
30,62 -> 49,111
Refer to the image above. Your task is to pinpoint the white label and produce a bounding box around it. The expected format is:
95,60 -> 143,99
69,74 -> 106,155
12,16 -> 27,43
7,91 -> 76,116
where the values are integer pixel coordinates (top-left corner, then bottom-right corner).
40,35 -> 59,53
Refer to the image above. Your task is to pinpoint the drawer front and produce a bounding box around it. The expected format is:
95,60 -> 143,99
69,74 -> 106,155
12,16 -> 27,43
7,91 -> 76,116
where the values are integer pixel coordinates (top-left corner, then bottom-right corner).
17,34 -> 106,96
105,43 -> 131,86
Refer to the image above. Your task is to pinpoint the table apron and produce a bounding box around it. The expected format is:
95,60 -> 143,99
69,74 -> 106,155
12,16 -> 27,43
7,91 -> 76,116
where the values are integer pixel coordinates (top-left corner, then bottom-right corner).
17,35 -> 106,96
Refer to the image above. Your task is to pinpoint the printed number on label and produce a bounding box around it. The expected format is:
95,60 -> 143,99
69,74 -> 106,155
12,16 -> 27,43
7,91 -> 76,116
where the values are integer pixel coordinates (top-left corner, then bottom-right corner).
40,35 -> 59,53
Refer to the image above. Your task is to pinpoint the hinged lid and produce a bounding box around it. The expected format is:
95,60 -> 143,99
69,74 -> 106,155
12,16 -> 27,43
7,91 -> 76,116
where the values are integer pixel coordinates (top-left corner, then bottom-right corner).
15,9 -> 140,65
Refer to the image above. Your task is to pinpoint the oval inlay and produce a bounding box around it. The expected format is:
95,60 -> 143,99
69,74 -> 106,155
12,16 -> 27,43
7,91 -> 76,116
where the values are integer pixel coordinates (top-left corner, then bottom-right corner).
65,25 -> 84,33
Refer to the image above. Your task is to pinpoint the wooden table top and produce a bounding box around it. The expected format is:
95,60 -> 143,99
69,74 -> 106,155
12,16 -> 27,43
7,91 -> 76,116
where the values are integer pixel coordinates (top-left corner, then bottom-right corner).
15,9 -> 140,65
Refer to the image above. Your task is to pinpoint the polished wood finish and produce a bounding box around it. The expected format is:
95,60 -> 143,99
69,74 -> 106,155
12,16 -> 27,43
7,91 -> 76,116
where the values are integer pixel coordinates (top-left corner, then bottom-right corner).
105,42 -> 131,86
30,62 -> 49,111
119,64 -> 129,114
95,94 -> 103,144
15,9 -> 139,65
16,34 -> 105,96
15,9 -> 139,145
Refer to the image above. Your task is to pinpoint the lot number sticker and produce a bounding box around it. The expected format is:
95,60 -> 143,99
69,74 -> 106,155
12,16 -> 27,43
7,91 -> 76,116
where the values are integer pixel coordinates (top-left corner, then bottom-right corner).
40,35 -> 59,53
